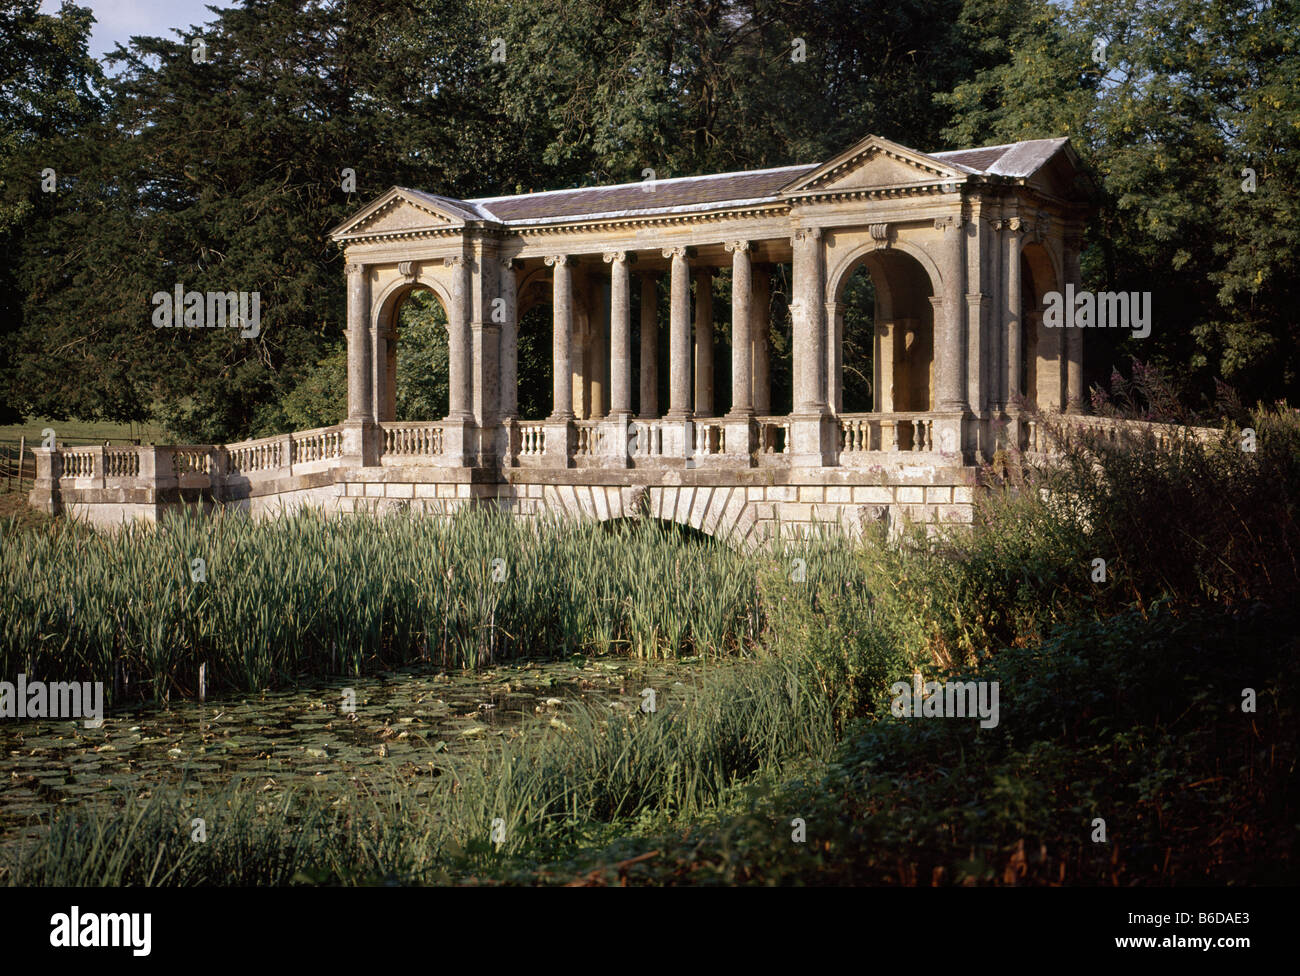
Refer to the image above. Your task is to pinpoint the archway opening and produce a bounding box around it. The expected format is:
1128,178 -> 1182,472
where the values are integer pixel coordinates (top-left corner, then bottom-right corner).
839,270 -> 877,413
1020,242 -> 1059,412
392,287 -> 449,421
834,249 -> 935,417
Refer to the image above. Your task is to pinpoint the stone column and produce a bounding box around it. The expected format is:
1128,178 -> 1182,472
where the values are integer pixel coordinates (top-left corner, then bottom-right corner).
792,227 -> 827,414
936,214 -> 967,411
1005,219 -> 1023,411
345,263 -> 371,421
444,255 -> 472,421
499,258 -> 519,419
751,267 -> 771,414
664,246 -> 692,419
605,251 -> 633,418
873,320 -> 889,412
693,267 -> 714,416
1064,231 -> 1084,413
725,241 -> 753,416
825,301 -> 843,413
470,249 -> 500,439
546,255 -> 574,420
370,307 -> 387,422
790,227 -> 830,465
639,272 -> 659,418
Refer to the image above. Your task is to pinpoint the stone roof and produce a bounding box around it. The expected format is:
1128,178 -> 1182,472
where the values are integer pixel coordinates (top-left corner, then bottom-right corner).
343,136 -> 1075,236
464,164 -> 817,224
930,138 -> 1070,178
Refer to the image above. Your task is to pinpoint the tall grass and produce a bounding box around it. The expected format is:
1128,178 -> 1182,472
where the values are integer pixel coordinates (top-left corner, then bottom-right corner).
1,509 -> 784,701
0,508 -> 871,705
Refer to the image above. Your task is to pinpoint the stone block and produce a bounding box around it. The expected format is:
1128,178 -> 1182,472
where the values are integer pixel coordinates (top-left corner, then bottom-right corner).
852,486 -> 894,504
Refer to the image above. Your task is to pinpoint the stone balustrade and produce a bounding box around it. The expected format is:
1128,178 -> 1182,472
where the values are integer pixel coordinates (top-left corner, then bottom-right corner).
756,417 -> 792,457
1019,414 -> 1221,454
839,412 -> 934,455
380,422 -> 443,459
630,420 -> 666,459
517,423 -> 546,462
295,426 -> 345,463
574,421 -> 605,458
693,420 -> 726,457
226,436 -> 283,475
29,410 -> 1224,531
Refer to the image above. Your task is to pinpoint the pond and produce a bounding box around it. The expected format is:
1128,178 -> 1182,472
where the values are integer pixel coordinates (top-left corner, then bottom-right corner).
0,655 -> 713,845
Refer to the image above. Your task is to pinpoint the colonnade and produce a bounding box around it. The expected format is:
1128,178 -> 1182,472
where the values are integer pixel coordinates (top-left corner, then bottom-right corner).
542,244 -> 783,425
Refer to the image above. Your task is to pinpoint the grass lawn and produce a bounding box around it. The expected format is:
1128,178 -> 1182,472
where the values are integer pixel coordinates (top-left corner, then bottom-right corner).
0,416 -> 171,447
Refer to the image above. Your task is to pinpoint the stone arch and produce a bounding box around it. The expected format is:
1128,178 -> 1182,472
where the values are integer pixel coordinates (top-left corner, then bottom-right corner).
826,237 -> 945,310
371,276 -> 453,422
516,265 -> 552,320
372,274 -> 453,334
828,240 -> 939,415
526,481 -> 759,551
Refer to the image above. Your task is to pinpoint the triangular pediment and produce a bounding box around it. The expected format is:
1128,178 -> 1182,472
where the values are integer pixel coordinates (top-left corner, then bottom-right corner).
782,136 -> 969,195
329,188 -> 472,242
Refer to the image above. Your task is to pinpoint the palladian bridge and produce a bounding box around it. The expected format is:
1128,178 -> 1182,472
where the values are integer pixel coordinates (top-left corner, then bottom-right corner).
33,134 -> 1105,544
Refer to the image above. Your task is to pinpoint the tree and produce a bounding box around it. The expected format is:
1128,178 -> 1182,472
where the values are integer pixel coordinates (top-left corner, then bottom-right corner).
938,0 -> 1300,406
0,0 -> 102,424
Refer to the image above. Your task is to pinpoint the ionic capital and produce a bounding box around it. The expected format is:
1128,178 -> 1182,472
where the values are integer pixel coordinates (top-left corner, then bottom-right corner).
724,240 -> 751,254
345,262 -> 366,276
603,250 -> 635,264
661,246 -> 688,260
544,254 -> 569,267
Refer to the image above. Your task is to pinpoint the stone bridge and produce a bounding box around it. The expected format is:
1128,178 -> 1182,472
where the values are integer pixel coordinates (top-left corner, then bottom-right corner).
31,132 -> 1181,545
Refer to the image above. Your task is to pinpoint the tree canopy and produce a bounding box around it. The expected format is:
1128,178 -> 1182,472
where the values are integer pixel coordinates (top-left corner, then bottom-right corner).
1,0 -> 1295,440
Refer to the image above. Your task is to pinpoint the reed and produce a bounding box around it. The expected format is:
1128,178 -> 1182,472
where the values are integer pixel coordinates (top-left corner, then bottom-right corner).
1,508 -> 859,703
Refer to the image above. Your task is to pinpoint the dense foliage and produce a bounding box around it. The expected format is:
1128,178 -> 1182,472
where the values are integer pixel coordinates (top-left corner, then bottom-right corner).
3,0 -> 1293,439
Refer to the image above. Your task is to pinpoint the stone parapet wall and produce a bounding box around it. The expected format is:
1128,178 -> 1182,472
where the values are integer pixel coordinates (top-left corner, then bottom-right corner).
39,452 -> 979,543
